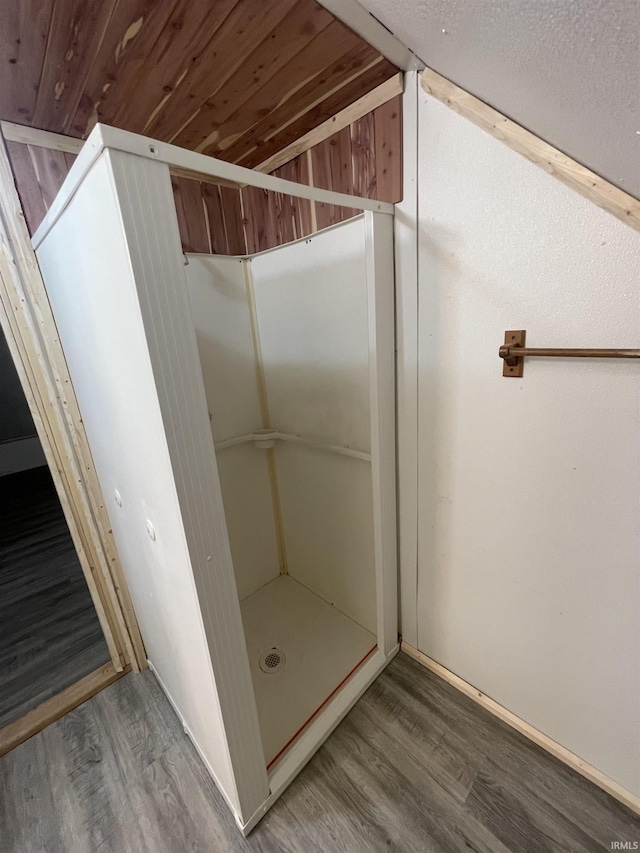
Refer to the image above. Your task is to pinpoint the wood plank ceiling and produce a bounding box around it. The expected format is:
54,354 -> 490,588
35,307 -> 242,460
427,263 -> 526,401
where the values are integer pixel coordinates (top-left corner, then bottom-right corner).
0,0 -> 398,168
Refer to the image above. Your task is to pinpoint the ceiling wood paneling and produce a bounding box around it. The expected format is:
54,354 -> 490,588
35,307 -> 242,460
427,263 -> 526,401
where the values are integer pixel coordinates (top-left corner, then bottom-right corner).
0,0 -> 398,167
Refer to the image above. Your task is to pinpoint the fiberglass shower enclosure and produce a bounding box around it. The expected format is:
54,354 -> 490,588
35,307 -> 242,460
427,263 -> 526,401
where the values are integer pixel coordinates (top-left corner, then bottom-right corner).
33,124 -> 397,833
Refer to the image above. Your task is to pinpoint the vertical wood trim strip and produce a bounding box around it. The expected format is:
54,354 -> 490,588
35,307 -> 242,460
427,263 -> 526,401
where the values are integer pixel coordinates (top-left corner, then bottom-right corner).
305,150 -> 318,233
374,95 -> 402,203
365,210 -> 398,655
200,183 -> 213,254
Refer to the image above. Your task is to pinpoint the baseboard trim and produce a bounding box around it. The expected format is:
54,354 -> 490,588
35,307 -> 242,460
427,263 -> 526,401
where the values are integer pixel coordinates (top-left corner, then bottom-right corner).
401,642 -> 640,816
0,661 -> 125,757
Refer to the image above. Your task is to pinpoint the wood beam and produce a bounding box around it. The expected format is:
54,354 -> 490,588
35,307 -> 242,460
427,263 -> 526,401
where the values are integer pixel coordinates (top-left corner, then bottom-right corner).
421,68 -> 640,233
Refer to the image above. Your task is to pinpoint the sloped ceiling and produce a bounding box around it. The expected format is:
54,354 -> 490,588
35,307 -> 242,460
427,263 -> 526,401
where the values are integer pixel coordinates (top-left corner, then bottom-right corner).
0,0 -> 397,167
358,0 -> 640,198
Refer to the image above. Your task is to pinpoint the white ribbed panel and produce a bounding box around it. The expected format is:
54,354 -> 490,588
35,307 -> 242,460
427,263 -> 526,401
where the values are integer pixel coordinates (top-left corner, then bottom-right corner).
365,211 -> 398,655
35,153 -> 245,812
105,150 -> 269,820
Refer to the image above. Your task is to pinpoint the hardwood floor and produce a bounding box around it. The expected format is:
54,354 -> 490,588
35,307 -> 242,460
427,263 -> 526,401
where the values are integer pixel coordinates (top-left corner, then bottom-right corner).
1,652 -> 638,852
0,466 -> 110,728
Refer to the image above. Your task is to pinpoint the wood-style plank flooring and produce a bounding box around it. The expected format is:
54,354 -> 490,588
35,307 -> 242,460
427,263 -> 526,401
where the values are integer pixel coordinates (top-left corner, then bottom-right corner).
1,652 -> 638,852
0,466 -> 110,728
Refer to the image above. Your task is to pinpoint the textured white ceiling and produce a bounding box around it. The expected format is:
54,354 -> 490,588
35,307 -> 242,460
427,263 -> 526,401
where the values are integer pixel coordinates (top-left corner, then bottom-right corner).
358,0 -> 640,198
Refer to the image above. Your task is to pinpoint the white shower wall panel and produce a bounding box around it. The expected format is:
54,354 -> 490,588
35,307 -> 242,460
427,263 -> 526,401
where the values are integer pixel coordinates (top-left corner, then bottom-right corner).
250,220 -> 377,630
34,153 -> 242,811
251,218 -> 371,452
185,253 -> 279,598
185,254 -> 262,442
215,443 -> 280,600
276,442 -> 377,633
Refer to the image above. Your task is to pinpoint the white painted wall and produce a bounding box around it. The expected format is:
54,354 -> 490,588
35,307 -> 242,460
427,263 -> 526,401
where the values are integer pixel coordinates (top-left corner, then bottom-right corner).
36,152 -> 269,823
414,90 -> 640,795
251,221 -> 377,632
185,254 -> 279,599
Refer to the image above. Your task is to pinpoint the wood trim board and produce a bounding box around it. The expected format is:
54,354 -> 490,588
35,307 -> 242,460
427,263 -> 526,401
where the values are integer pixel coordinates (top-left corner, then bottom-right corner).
402,642 -> 640,816
0,663 -> 125,757
421,68 -> 640,233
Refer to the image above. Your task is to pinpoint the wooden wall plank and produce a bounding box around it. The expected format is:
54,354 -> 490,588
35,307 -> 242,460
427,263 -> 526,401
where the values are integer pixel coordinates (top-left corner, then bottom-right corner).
311,127 -> 359,230
177,178 -> 210,254
27,147 -> 70,210
273,159 -> 314,240
171,177 -> 190,251
32,0 -> 118,133
0,0 -> 54,124
5,142 -> 76,236
4,142 -> 46,235
145,0 -> 300,143
374,95 -> 402,203
241,187 -> 270,255
109,0 -> 238,135
172,0 -> 334,150
219,187 -> 246,255
351,112 -> 377,199
202,184 -> 229,255
171,177 -> 210,254
242,156 -> 316,256
69,0 -> 179,138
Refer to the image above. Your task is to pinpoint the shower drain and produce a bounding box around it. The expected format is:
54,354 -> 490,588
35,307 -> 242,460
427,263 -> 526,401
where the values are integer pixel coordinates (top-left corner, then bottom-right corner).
259,647 -> 286,673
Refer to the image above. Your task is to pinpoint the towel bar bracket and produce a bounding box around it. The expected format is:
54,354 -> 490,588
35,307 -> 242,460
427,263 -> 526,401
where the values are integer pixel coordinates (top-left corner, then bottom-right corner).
501,330 -> 526,377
